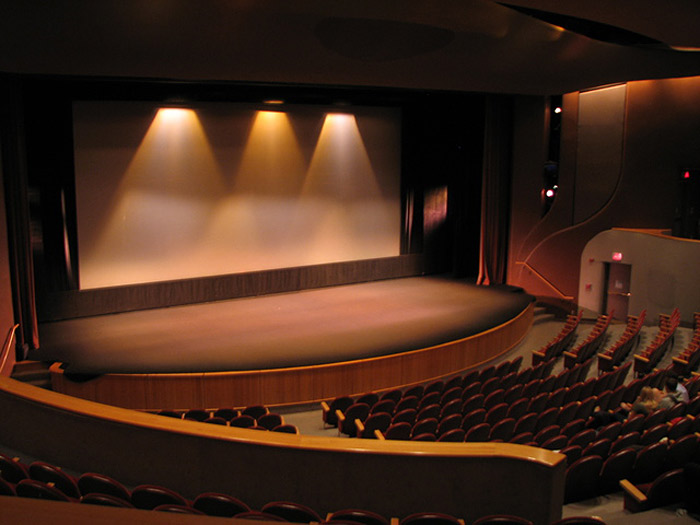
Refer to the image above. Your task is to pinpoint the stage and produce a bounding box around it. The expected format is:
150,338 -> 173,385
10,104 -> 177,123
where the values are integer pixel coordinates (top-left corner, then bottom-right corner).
41,277 -> 535,408
37,276 -> 533,374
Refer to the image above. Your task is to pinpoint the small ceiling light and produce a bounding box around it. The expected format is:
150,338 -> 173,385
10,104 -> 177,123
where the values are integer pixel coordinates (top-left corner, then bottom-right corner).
553,107 -> 562,114
545,189 -> 555,198
263,99 -> 285,105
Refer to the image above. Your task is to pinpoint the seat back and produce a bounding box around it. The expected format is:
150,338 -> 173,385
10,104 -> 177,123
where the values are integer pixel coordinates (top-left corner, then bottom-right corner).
599,448 -> 636,494
329,508 -> 390,525
131,484 -> 188,510
564,455 -> 603,504
29,461 -> 81,499
193,492 -> 250,517
16,478 -> 72,502
261,501 -> 322,523
401,511 -> 462,525
78,472 -> 131,502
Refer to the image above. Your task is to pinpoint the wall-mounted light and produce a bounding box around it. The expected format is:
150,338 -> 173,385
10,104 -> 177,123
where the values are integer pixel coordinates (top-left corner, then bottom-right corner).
612,252 -> 623,262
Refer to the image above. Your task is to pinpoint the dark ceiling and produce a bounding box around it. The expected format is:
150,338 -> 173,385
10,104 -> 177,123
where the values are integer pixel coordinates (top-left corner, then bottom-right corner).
1,0 -> 699,95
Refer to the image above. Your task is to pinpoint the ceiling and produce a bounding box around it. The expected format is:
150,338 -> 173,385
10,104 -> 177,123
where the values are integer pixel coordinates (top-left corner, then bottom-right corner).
1,0 -> 699,95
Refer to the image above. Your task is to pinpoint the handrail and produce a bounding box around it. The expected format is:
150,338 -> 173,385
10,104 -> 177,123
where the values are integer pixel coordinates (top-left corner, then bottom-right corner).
0,374 -> 565,524
0,324 -> 19,377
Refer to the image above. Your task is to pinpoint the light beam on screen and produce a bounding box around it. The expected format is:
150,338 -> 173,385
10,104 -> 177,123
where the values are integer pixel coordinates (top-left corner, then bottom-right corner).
79,106 -> 225,289
232,110 -> 305,194
198,109 -> 308,273
300,112 -> 399,264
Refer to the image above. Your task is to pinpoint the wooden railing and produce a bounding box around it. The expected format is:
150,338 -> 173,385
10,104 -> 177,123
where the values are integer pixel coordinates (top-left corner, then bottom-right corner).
0,371 -> 565,525
0,324 -> 18,377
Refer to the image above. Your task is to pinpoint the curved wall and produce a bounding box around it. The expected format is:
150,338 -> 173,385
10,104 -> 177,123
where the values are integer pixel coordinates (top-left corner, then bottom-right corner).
508,76 -> 700,307
579,229 -> 700,323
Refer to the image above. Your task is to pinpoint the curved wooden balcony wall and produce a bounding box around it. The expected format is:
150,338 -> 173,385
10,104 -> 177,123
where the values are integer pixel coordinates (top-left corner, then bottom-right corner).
0,373 -> 565,525
49,302 -> 534,410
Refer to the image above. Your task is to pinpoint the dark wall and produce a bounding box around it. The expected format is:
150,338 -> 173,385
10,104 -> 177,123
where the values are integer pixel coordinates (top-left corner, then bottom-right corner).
508,76 -> 700,306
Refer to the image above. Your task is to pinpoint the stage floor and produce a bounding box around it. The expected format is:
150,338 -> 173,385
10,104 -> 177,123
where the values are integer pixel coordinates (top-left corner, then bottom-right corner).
35,276 -> 533,374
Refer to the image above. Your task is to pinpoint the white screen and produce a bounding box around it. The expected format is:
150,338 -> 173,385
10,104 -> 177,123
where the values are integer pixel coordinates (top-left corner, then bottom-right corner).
73,101 -> 401,289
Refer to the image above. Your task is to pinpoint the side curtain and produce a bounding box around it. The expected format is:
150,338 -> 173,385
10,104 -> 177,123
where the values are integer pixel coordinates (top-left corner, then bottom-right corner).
477,95 -> 513,286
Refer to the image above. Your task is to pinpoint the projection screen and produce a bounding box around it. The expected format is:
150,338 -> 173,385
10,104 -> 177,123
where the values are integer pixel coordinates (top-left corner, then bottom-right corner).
73,101 -> 401,290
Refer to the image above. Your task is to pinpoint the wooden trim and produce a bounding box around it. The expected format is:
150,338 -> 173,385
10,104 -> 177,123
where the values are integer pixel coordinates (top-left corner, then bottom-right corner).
0,324 -> 18,377
619,479 -> 646,502
50,303 -> 534,410
512,262 -> 575,301
0,373 -> 565,525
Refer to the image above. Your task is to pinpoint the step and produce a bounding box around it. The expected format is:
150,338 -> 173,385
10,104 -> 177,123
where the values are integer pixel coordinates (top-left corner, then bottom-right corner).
11,360 -> 53,389
12,360 -> 50,373
532,312 -> 557,325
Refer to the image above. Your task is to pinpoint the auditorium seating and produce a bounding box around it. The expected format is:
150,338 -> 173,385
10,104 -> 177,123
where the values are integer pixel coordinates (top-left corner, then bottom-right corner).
620,468 -> 685,513
671,312 -> 700,377
563,313 -> 613,369
1,449 -> 551,525
7,313 -> 699,522
633,308 -> 681,377
597,310 -> 645,374
531,310 -> 582,366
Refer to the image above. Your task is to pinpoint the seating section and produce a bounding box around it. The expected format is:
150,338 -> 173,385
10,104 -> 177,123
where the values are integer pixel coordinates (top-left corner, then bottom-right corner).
597,310 -> 645,373
10,308 -> 700,522
671,312 -> 700,377
323,307 -> 700,516
531,310 -> 582,366
633,309 -> 681,377
563,313 -> 613,369
0,451 -> 547,524
152,405 -> 298,434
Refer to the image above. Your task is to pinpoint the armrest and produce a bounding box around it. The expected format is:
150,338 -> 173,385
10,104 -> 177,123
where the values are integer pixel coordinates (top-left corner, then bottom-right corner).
563,351 -> 576,358
532,350 -> 545,358
355,419 -> 365,435
634,355 -> 650,363
336,409 -> 346,427
620,479 -> 647,503
598,353 -> 612,361
673,356 -> 689,365
320,401 -> 330,414
374,429 -> 385,440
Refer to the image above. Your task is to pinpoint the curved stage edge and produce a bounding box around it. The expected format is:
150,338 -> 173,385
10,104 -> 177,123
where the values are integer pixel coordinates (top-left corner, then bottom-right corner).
50,302 -> 534,410
0,374 -> 564,525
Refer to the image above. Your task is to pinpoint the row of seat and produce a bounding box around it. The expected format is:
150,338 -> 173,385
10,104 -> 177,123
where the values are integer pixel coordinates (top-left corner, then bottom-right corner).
338,357 -> 633,441
328,356 -> 604,437
531,310 -> 582,366
322,356 -> 529,430
0,452 -> 601,525
671,311 -> 700,377
633,308 -> 681,377
621,461 -> 700,514
564,435 -> 700,504
563,313 -> 613,369
596,310 -> 646,373
154,405 -> 299,434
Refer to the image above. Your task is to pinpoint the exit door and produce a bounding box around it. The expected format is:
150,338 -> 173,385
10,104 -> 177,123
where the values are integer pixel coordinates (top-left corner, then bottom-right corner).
604,262 -> 631,320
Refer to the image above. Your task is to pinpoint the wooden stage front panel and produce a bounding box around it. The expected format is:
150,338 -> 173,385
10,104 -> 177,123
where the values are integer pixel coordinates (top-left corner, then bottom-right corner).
50,302 -> 533,409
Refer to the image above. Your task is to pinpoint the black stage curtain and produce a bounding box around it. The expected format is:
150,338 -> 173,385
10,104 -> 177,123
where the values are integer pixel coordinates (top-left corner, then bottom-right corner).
478,95 -> 513,286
